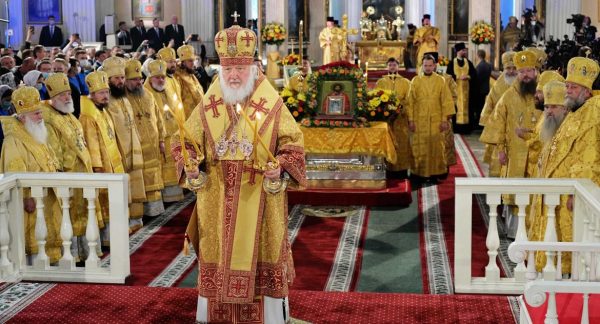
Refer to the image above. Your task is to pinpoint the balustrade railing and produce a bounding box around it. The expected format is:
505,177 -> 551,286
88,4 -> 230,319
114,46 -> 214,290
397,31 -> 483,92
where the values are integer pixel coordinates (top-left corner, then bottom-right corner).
0,172 -> 130,284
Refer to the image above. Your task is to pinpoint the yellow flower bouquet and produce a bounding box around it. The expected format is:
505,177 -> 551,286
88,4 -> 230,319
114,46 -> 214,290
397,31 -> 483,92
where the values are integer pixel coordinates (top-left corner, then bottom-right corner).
261,22 -> 286,45
281,53 -> 300,66
365,89 -> 400,121
469,21 -> 495,45
438,55 -> 450,66
280,86 -> 309,121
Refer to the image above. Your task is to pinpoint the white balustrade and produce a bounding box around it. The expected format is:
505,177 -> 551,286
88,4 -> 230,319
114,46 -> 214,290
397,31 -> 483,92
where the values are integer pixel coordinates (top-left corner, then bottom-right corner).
0,172 -> 129,284
455,178 -> 600,294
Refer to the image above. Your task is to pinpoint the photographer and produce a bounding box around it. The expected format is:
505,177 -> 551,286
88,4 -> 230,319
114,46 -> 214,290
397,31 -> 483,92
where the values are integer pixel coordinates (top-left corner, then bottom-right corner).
574,15 -> 597,44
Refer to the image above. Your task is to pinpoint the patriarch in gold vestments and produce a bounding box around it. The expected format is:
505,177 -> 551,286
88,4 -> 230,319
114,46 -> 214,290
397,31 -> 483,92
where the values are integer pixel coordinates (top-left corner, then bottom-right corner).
479,51 -> 517,177
414,14 -> 440,71
173,24 -> 307,324
101,57 -> 146,228
0,86 -> 62,263
529,57 -> 600,273
174,45 -> 204,119
407,54 -> 455,179
125,59 -> 166,219
144,59 -> 185,202
79,71 -> 125,244
375,57 -> 411,176
319,17 -> 343,65
42,73 -> 102,260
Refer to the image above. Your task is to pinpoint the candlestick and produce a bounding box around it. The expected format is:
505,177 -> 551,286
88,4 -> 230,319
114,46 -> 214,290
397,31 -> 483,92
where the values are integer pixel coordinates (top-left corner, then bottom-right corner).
365,62 -> 369,80
299,20 -> 304,66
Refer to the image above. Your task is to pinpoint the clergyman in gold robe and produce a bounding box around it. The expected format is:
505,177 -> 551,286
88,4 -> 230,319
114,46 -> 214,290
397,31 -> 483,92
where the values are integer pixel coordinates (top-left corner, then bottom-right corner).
530,57 -> 600,274
125,59 -> 166,218
319,17 -> 343,65
174,44 -> 204,119
0,86 -> 62,263
173,24 -> 307,323
375,57 -> 411,178
446,42 -> 477,131
408,54 -> 455,182
414,14 -> 440,71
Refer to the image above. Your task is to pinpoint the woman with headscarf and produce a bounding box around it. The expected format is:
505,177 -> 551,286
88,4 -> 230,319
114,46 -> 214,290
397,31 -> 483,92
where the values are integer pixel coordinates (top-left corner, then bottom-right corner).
23,70 -> 49,99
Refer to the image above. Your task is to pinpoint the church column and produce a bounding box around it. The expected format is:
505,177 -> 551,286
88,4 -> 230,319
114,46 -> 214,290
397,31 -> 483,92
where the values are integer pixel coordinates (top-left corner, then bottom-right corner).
182,0 -> 214,60
406,0 -> 424,27
94,0 -> 114,42
63,0 -> 96,43
309,0 -> 326,64
346,0 -> 361,42
435,0 -> 448,57
546,0 -> 581,42
470,1 -> 492,65
7,0 -> 25,47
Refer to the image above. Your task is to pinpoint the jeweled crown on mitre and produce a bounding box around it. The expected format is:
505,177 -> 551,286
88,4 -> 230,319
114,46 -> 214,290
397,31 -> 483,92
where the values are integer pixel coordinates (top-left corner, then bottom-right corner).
543,80 -> 566,106
125,59 -> 143,79
566,56 -> 600,90
536,70 -> 564,91
85,71 -> 110,93
501,51 -> 516,68
100,56 -> 126,78
513,50 -> 537,70
157,47 -> 176,61
177,45 -> 195,61
12,86 -> 41,114
147,60 -> 167,78
45,73 -> 71,98
214,24 -> 257,66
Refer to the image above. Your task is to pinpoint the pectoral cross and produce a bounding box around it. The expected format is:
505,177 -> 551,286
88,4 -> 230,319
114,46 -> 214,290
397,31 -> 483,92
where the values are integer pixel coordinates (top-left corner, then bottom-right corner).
136,111 -> 144,120
231,11 -> 240,24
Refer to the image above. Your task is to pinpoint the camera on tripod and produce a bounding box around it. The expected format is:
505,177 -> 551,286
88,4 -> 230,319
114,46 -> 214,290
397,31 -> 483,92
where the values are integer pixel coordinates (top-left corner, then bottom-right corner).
566,14 -> 585,30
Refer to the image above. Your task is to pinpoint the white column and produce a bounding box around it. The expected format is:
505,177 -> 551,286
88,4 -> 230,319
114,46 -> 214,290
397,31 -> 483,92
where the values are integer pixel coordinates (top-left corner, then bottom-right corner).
470,1 -> 493,64
182,0 -> 214,58
406,0 -> 424,28
62,0 -> 96,43
94,0 -> 114,42
309,0 -> 326,64
546,0 -> 581,42
514,0 -> 524,20
7,0 -> 25,48
346,0 -> 361,42
435,0 -> 448,57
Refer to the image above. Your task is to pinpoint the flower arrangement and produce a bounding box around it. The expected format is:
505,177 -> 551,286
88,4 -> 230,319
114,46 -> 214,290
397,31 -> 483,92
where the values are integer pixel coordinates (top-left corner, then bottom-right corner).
469,21 -> 495,45
280,86 -> 308,121
438,55 -> 450,66
261,22 -> 286,45
364,89 -> 401,121
280,53 -> 300,66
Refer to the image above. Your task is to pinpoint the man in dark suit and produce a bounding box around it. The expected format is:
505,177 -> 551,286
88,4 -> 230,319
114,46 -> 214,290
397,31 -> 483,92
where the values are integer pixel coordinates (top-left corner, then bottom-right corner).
39,15 -> 64,47
130,19 -> 147,51
116,21 -> 132,47
164,15 -> 185,49
146,17 -> 165,52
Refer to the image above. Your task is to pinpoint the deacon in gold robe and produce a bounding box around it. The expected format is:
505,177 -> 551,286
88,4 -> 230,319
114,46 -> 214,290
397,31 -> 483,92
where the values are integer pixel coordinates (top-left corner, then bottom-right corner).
479,51 -> 517,177
144,60 -> 185,202
446,42 -> 477,131
288,57 -> 311,93
375,57 -> 411,177
174,45 -> 204,119
414,14 -> 441,71
125,59 -> 166,218
41,73 -> 101,260
101,57 -> 146,229
0,87 -> 62,263
79,71 -> 125,245
408,54 -> 455,181
319,17 -> 343,65
174,24 -> 307,324
529,57 -> 600,273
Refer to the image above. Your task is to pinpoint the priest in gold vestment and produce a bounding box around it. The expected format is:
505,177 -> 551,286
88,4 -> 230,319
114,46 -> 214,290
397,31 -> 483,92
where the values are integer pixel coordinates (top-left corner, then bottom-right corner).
101,57 -> 146,229
174,45 -> 204,119
479,51 -> 517,177
319,17 -> 343,65
157,47 -> 183,101
173,24 -> 307,324
125,59 -> 166,218
79,71 -> 125,244
407,54 -> 455,180
529,57 -> 600,273
42,73 -> 101,260
414,14 -> 440,71
0,86 -> 62,263
375,57 -> 411,177
446,42 -> 477,130
144,59 -> 185,202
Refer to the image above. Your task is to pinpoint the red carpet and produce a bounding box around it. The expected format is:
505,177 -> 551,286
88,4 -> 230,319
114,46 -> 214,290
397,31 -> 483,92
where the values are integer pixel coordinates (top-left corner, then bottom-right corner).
7,284 -> 515,324
291,210 -> 369,291
288,179 -> 412,207
526,293 -> 600,324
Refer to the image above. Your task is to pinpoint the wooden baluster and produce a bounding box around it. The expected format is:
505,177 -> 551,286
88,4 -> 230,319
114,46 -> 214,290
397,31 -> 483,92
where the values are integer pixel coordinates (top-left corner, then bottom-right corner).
545,291 -> 558,324
581,293 -> 590,324
0,191 -> 13,278
84,188 -> 100,269
485,193 -> 501,281
543,194 -> 560,280
57,187 -> 74,270
514,194 -> 530,281
30,187 -> 49,269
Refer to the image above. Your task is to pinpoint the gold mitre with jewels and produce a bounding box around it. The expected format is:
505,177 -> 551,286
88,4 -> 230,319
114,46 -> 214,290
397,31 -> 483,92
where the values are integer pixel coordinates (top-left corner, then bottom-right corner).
543,80 -> 567,106
513,50 -> 537,70
101,56 -> 126,78
12,86 -> 41,114
177,45 -> 195,61
85,71 -> 110,93
214,24 -> 257,66
147,59 -> 167,78
501,51 -> 516,68
125,59 -> 143,79
566,56 -> 600,90
526,47 -> 547,69
45,73 -> 71,98
536,70 -> 564,91
157,47 -> 176,61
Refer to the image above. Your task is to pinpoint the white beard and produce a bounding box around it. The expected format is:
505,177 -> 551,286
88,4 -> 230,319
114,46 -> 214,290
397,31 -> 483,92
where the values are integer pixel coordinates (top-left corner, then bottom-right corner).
52,100 -> 74,114
219,65 -> 258,106
24,117 -> 48,145
540,113 -> 565,144
504,74 -> 517,85
151,81 -> 165,92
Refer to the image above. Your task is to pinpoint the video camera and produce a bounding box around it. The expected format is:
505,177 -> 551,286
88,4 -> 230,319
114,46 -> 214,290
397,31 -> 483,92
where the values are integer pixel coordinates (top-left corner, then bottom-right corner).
566,14 -> 585,30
